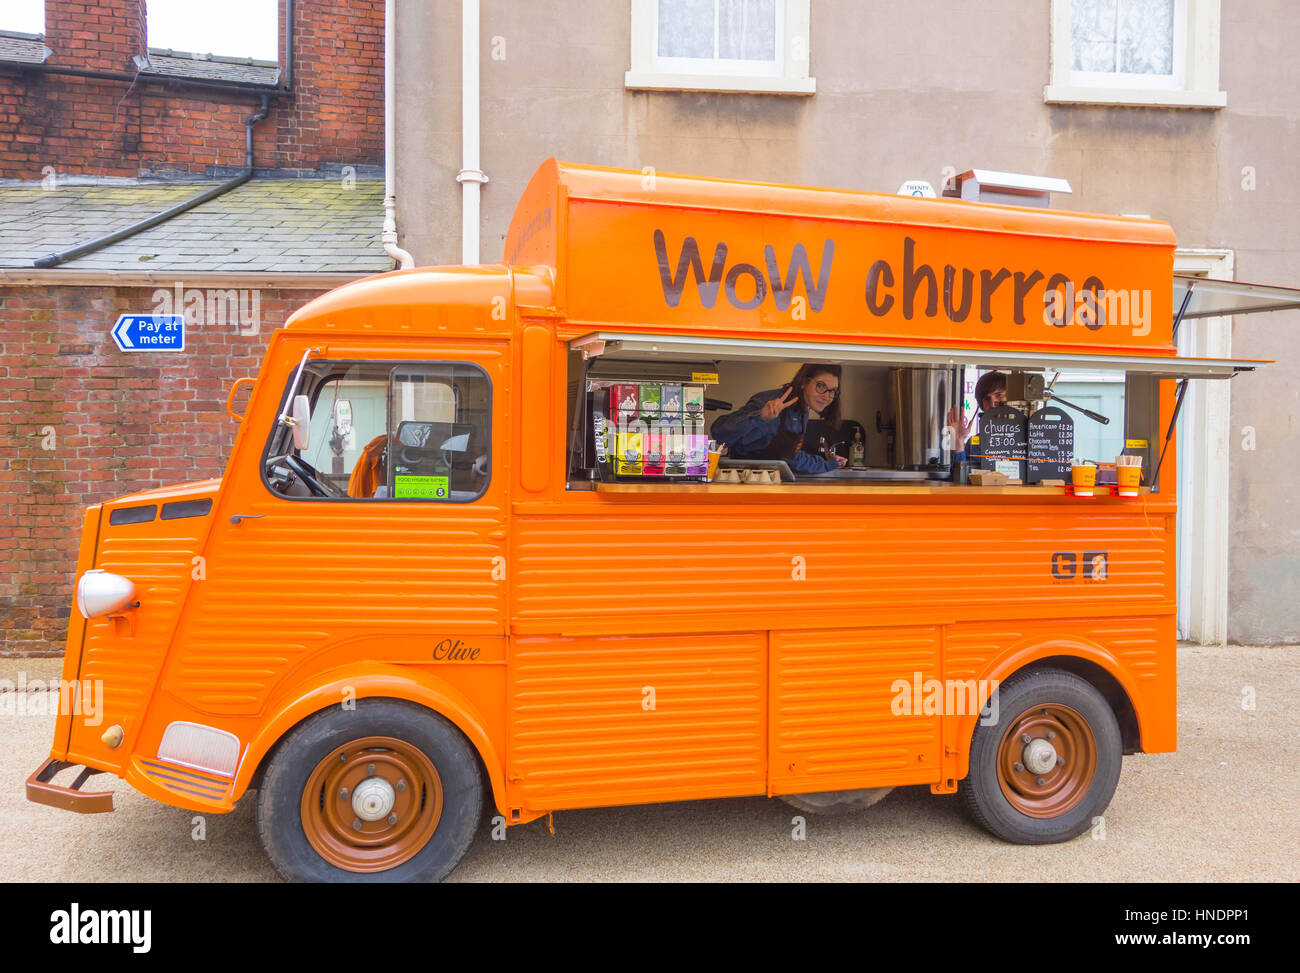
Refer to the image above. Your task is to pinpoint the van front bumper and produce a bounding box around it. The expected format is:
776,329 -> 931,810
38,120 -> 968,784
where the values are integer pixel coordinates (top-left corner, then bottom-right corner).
26,757 -> 115,813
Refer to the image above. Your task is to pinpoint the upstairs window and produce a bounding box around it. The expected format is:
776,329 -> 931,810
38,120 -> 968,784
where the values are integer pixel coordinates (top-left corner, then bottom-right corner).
627,0 -> 815,95
1071,0 -> 1184,89
1046,0 -> 1225,108
657,0 -> 779,74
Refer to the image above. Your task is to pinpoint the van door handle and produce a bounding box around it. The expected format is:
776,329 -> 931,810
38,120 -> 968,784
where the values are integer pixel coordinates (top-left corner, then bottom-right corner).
489,529 -> 506,540
230,514 -> 267,525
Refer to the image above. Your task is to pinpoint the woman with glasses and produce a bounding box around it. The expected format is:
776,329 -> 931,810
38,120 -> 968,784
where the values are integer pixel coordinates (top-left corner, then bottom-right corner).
710,363 -> 848,474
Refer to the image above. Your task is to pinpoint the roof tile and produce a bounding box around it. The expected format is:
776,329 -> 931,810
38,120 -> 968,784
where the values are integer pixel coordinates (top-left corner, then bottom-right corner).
0,180 -> 394,275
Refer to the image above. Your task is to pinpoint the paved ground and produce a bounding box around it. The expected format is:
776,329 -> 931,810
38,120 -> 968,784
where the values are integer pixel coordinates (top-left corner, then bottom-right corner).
2,645 -> 1296,882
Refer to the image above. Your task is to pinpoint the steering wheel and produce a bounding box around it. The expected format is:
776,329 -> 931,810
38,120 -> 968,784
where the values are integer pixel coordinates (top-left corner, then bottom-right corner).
282,454 -> 341,498
399,445 -> 432,468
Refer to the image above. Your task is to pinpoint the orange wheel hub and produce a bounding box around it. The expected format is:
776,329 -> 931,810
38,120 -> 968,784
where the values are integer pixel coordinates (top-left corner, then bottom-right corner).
300,736 -> 443,873
995,704 -> 1097,819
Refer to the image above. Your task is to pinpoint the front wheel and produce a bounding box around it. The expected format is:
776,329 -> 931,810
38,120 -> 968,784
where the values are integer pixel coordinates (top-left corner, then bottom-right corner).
256,699 -> 483,882
960,668 -> 1121,844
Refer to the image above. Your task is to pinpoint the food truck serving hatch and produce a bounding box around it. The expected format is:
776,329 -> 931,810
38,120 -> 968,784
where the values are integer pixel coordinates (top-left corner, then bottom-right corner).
570,332 -> 1271,379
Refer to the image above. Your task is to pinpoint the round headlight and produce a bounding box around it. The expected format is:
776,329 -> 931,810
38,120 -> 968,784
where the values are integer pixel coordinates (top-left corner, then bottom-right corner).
76,570 -> 137,619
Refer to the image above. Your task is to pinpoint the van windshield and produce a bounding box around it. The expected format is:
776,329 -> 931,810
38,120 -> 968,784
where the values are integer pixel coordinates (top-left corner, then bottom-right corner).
263,360 -> 491,502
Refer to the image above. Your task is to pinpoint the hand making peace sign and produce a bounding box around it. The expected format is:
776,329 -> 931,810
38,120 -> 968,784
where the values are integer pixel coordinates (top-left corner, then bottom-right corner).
761,385 -> 798,422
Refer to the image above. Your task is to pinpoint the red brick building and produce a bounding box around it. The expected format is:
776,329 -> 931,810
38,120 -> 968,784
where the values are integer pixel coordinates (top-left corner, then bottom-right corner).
1,0 -> 383,179
0,0 -> 393,655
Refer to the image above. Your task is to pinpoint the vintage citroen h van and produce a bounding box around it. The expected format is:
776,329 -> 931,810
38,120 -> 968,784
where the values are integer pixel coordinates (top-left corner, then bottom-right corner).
28,160 -> 1293,882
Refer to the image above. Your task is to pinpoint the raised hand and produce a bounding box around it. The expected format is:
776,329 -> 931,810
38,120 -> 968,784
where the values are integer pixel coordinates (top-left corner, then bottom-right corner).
946,404 -> 974,448
761,385 -> 798,422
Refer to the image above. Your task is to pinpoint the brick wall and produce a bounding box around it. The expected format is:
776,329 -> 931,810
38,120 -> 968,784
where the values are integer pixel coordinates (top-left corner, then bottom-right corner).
0,0 -> 384,179
0,283 -> 327,656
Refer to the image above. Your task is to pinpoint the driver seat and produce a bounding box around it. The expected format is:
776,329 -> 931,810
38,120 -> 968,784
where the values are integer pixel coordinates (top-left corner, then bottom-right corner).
348,434 -> 389,498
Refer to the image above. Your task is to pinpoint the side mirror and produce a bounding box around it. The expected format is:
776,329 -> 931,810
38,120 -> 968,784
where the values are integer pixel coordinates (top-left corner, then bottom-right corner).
292,394 -> 311,450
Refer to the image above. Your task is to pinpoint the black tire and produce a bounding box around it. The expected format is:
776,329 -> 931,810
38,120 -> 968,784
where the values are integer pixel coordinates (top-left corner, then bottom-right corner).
780,787 -> 895,815
960,667 -> 1121,845
256,698 -> 483,882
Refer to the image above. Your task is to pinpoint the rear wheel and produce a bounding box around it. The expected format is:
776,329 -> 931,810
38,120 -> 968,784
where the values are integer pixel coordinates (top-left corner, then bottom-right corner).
960,668 -> 1121,844
256,699 -> 482,882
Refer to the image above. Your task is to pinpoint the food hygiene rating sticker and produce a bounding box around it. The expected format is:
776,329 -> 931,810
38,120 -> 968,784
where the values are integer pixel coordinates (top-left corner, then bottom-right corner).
394,475 -> 450,499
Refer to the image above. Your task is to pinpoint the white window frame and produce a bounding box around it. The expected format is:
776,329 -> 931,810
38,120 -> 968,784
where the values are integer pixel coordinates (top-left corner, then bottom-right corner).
626,0 -> 815,95
1046,0 -> 1226,108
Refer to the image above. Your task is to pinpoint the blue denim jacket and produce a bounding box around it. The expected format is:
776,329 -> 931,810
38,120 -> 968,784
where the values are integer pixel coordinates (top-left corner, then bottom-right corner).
709,388 -> 839,474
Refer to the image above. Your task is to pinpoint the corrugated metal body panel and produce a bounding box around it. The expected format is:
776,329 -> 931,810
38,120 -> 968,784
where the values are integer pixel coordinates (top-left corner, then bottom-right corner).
170,505 -> 508,714
72,524 -> 205,768
507,633 -> 766,809
1088,618 -> 1165,682
512,504 -> 1174,634
1100,615 -> 1177,751
945,617 -> 1167,682
769,627 -> 943,793
944,623 -> 1032,683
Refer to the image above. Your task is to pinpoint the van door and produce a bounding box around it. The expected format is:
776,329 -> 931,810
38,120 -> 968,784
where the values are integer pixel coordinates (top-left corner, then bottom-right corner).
163,341 -> 509,719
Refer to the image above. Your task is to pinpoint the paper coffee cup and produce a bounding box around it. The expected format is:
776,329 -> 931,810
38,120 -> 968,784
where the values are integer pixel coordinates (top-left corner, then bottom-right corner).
1071,463 -> 1097,497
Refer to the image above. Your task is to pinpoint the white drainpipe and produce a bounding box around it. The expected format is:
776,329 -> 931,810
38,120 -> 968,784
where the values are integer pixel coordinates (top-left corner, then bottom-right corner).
383,0 -> 414,269
456,0 -> 488,265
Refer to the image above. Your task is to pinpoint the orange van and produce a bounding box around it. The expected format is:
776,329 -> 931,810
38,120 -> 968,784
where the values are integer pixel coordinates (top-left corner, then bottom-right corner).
28,160 -> 1296,881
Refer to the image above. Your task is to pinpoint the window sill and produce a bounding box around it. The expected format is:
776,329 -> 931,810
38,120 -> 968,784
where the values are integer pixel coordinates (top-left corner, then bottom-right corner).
1044,84 -> 1226,108
624,71 -> 816,95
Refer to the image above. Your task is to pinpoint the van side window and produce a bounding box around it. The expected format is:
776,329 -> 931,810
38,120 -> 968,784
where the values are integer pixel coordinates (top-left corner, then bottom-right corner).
263,361 -> 491,502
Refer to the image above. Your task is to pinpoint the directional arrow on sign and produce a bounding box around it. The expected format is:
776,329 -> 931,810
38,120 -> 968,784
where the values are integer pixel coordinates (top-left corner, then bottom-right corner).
113,317 -> 134,348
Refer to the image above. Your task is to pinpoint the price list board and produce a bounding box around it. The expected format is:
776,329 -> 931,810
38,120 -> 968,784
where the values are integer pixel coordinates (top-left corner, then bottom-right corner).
978,405 -> 1028,481
1026,406 -> 1075,484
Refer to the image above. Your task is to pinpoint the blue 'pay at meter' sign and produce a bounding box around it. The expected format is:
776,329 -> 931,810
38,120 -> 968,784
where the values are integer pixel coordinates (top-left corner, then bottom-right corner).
112,314 -> 185,352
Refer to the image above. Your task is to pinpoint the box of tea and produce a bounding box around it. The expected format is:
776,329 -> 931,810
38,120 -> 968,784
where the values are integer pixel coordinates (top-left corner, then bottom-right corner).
638,383 -> 661,414
683,385 -> 705,415
615,424 -> 643,476
660,384 -> 683,416
663,418 -> 687,475
610,384 -> 640,418
685,422 -> 708,476
642,421 -> 666,476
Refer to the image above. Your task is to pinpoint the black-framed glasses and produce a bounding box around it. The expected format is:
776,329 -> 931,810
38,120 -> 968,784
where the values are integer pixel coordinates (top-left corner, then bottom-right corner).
814,380 -> 840,397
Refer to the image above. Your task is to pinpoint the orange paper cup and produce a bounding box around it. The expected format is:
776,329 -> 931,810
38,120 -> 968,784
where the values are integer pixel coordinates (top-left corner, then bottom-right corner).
1116,465 -> 1141,496
1071,464 -> 1097,497
706,450 -> 721,480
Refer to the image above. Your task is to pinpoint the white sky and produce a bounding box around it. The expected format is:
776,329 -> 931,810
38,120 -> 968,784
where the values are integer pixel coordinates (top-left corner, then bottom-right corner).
2,0 -> 44,35
148,0 -> 279,61
1,0 -> 279,62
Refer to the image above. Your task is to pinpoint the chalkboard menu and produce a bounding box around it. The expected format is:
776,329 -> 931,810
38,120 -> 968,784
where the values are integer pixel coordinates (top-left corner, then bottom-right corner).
1026,406 -> 1075,484
978,405 -> 1028,481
